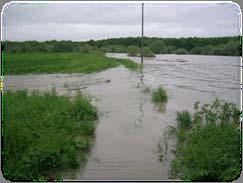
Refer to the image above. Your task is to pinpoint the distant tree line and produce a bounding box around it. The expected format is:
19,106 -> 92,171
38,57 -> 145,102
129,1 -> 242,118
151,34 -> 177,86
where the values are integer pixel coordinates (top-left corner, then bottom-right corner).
2,36 -> 241,56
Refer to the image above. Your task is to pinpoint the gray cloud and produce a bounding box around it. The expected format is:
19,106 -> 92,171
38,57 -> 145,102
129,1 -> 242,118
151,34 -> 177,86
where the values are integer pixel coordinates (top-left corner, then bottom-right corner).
2,2 -> 241,41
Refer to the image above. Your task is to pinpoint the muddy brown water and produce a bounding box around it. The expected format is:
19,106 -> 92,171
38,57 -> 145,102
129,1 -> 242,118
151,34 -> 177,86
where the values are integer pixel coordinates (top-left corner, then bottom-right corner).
4,54 -> 241,180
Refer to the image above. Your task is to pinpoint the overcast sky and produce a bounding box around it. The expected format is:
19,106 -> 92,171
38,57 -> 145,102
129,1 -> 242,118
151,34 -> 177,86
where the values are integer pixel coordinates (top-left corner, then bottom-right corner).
2,2 -> 241,41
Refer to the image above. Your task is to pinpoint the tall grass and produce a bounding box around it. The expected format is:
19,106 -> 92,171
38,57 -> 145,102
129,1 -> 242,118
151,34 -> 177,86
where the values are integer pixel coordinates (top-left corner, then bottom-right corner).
164,98 -> 241,181
4,52 -> 139,75
2,89 -> 98,181
176,110 -> 192,130
152,86 -> 168,103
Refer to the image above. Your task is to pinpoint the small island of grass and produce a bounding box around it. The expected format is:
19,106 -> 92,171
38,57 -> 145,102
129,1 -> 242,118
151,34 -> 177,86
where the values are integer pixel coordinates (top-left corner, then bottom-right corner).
152,86 -> 168,103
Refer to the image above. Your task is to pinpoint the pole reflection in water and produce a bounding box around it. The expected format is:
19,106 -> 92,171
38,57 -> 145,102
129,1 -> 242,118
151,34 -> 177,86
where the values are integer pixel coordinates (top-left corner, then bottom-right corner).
134,67 -> 146,128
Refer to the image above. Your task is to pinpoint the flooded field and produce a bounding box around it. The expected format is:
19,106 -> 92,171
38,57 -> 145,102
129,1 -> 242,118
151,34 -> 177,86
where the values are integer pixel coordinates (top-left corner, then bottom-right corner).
4,54 -> 241,180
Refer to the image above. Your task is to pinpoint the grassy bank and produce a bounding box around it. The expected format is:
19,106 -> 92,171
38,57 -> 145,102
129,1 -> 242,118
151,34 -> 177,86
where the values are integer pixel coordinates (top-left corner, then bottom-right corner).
165,98 -> 241,181
2,89 -> 98,181
4,51 -> 139,75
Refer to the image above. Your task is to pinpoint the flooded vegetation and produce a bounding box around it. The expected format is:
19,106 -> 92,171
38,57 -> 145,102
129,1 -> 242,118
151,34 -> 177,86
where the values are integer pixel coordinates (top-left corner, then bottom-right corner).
2,90 -> 98,181
3,53 -> 240,180
167,99 -> 240,181
2,1 -> 241,181
152,86 -> 168,104
4,52 -> 139,75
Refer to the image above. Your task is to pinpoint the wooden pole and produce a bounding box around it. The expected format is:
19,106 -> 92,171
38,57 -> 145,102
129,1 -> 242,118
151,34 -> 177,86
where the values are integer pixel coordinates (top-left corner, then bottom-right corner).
141,3 -> 144,65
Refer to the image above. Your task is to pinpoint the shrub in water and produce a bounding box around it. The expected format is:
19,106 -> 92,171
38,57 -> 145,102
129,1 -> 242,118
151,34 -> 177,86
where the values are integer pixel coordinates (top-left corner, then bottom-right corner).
127,45 -> 140,56
143,47 -> 155,57
167,98 -> 240,181
152,86 -> 168,103
176,110 -> 192,130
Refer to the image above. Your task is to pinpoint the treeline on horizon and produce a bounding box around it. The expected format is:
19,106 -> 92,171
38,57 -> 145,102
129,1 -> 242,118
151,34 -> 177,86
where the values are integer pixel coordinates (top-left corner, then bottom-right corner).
2,36 -> 241,56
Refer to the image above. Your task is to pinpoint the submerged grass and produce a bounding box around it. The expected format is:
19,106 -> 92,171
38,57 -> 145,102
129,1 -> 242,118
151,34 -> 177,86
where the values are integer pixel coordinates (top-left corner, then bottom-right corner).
116,58 -> 140,71
141,86 -> 151,94
152,86 -> 168,103
4,52 -> 139,75
2,89 -> 98,181
176,110 -> 192,130
164,98 -> 241,181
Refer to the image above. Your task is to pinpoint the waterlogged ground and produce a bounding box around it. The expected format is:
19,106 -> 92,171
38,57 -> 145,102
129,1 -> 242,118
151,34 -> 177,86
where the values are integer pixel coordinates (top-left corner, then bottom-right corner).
4,54 -> 241,180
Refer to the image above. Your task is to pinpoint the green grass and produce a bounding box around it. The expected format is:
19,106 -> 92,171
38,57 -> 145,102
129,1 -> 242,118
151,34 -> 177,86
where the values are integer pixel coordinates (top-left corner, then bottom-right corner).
2,89 -> 98,181
116,58 -> 140,71
176,110 -> 192,130
152,86 -> 168,103
4,52 -> 139,75
166,98 -> 241,181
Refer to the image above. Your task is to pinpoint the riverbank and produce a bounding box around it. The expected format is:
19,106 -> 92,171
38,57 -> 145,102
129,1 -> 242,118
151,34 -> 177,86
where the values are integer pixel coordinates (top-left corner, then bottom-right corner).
2,89 -> 98,181
3,51 -> 139,75
167,98 -> 240,181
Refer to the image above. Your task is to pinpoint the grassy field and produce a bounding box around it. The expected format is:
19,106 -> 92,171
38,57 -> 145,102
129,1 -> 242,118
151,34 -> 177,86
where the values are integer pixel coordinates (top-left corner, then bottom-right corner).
2,89 -> 98,181
4,51 -> 139,75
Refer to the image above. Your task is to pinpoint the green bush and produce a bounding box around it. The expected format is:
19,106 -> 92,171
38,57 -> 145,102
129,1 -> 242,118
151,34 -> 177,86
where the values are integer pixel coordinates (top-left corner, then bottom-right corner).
149,40 -> 166,54
127,45 -> 140,56
152,86 -> 168,103
167,98 -> 240,181
191,47 -> 203,54
76,44 -> 93,53
2,90 -> 98,181
143,47 -> 155,57
176,111 -> 192,130
173,48 -> 188,55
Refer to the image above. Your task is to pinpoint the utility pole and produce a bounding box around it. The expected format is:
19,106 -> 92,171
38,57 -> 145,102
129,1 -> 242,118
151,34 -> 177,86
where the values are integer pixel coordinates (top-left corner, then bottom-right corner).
141,3 -> 144,66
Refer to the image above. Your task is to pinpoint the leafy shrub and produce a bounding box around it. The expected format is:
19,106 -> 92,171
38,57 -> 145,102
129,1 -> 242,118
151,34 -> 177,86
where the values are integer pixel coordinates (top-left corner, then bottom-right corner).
173,48 -> 188,55
176,111 -> 192,130
149,40 -> 166,54
191,47 -> 203,54
152,86 -> 168,103
127,45 -> 140,56
167,98 -> 240,181
76,44 -> 93,53
143,47 -> 155,57
2,90 -> 98,181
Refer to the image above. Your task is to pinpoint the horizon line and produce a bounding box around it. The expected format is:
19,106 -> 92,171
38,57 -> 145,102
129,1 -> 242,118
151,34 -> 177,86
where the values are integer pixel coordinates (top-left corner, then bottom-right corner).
3,35 -> 241,42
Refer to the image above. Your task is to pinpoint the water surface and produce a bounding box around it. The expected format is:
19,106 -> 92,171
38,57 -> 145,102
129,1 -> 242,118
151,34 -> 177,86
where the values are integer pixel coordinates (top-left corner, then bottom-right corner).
4,54 -> 241,180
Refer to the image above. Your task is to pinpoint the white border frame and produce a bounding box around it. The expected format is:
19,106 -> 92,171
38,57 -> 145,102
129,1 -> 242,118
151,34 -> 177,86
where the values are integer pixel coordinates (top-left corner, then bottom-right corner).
0,1 -> 242,182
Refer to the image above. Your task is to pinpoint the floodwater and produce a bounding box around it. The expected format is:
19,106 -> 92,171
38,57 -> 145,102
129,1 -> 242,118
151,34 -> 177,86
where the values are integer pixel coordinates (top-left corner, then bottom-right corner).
4,54 -> 241,180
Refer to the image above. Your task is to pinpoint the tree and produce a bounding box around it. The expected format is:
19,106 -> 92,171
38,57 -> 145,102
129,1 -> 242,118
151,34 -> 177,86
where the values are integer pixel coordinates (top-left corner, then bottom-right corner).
143,47 -> 155,57
223,40 -> 239,56
191,47 -> 203,55
149,40 -> 166,54
201,45 -> 214,55
173,48 -> 188,55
